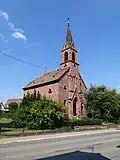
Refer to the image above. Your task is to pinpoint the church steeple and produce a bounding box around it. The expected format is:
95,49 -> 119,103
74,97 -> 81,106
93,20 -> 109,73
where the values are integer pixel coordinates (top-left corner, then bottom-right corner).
66,18 -> 73,46
61,18 -> 77,52
60,19 -> 79,69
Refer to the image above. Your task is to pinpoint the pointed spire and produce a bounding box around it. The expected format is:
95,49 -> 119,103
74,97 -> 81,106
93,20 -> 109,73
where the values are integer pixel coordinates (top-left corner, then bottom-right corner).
66,18 -> 73,46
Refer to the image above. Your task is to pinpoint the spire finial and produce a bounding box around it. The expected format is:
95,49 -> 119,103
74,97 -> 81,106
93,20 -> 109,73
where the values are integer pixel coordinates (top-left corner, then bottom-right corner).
68,18 -> 70,27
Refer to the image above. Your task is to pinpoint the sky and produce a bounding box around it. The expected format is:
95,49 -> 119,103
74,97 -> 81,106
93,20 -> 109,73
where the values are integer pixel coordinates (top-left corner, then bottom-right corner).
1,0 -> 120,102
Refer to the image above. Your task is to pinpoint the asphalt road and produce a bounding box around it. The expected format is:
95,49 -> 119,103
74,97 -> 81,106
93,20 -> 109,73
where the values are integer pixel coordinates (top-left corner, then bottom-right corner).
0,130 -> 120,160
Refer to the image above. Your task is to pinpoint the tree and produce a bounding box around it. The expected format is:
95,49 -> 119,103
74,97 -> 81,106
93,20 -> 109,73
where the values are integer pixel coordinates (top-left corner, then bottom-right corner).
14,104 -> 31,133
27,99 -> 67,130
10,92 -> 67,131
86,85 -> 120,123
6,102 -> 19,125
8,102 -> 18,112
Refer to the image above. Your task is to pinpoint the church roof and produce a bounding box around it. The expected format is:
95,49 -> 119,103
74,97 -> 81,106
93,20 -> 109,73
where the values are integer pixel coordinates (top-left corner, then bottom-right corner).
79,74 -> 87,89
23,67 -> 70,90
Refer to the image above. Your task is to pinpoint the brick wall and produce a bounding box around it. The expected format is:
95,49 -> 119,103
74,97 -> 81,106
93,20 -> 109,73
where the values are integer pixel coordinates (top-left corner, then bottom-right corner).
24,82 -> 59,102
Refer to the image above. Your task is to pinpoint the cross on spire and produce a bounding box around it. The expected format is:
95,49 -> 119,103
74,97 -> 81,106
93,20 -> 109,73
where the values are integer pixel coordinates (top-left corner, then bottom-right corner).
66,18 -> 73,46
68,18 -> 70,27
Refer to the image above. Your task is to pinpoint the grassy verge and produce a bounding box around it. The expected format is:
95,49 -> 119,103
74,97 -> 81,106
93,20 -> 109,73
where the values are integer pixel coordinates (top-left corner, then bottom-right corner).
0,123 -> 119,138
0,127 -> 72,137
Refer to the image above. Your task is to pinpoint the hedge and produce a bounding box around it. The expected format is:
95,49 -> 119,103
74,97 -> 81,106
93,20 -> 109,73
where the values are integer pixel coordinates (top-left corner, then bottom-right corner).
69,117 -> 102,127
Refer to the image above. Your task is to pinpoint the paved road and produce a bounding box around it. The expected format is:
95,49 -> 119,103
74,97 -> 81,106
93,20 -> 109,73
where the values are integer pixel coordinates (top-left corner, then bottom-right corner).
0,130 -> 120,160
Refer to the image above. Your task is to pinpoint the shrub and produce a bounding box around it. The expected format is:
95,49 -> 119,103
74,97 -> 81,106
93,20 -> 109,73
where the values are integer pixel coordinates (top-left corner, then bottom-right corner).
69,117 -> 102,127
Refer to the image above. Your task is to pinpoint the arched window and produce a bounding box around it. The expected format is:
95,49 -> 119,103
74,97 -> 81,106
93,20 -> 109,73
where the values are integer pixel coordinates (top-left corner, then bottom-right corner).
64,100 -> 67,106
64,52 -> 68,62
81,102 -> 84,116
72,52 -> 75,62
73,97 -> 77,116
64,85 -> 67,90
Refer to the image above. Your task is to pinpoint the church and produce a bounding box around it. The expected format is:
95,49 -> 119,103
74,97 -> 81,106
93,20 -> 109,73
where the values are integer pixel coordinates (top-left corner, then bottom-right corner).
23,20 -> 87,117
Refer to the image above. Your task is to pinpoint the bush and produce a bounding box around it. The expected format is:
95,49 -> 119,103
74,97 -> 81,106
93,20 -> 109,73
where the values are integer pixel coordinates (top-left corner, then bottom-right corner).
69,117 -> 102,127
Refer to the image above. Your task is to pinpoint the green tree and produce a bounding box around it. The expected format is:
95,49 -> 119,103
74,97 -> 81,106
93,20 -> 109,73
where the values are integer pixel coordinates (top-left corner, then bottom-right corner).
8,103 -> 18,112
14,104 -> 31,133
12,93 -> 67,131
86,85 -> 120,123
6,102 -> 19,125
28,99 -> 67,130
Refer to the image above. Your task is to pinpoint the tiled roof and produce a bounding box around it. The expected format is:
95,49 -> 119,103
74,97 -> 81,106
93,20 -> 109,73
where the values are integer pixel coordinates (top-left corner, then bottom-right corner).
5,99 -> 22,105
23,67 -> 70,90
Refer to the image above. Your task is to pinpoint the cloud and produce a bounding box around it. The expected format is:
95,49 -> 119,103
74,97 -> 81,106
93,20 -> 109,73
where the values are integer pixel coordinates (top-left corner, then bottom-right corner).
8,22 -> 24,33
0,10 -> 27,44
12,32 -> 27,44
0,11 -> 9,21
0,34 -> 8,42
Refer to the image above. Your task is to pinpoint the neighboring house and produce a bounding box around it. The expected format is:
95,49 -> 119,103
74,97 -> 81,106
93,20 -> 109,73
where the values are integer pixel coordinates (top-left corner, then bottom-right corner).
0,102 -> 8,112
5,99 -> 22,110
0,102 -> 5,111
23,21 -> 87,117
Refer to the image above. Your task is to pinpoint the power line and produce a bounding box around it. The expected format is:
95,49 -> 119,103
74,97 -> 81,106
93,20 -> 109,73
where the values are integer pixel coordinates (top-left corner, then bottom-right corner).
0,51 -> 47,72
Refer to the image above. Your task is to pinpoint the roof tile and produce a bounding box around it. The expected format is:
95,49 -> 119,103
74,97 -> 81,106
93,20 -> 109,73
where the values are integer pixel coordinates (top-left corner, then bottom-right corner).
23,67 -> 69,89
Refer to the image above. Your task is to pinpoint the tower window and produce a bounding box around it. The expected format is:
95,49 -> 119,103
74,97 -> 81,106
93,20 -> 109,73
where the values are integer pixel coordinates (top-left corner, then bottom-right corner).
48,89 -> 52,93
72,52 -> 75,62
64,52 -> 68,62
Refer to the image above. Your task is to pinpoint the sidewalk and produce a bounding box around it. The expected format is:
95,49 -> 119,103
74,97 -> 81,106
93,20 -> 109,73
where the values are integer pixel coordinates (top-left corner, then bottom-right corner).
0,128 -> 119,145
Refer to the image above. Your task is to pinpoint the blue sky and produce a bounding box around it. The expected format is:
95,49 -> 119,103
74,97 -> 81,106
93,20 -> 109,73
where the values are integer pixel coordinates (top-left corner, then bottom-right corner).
1,0 -> 120,102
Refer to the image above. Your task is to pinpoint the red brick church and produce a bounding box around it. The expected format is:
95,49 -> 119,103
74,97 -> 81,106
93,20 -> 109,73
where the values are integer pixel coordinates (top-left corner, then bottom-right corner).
23,21 -> 87,117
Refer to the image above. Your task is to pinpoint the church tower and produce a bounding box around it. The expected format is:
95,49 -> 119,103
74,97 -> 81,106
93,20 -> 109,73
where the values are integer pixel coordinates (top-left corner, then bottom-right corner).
60,19 -> 86,117
60,19 -> 79,70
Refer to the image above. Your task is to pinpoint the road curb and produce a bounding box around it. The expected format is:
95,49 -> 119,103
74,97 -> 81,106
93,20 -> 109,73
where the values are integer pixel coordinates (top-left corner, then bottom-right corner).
0,128 -> 119,145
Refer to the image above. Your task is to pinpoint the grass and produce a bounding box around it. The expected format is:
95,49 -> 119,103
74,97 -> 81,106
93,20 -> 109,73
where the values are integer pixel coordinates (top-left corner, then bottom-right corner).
1,126 -> 72,136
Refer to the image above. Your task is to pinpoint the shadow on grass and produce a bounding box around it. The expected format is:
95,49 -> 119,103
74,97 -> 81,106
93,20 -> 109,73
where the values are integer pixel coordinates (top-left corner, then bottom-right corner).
1,128 -> 12,132
35,151 -> 111,160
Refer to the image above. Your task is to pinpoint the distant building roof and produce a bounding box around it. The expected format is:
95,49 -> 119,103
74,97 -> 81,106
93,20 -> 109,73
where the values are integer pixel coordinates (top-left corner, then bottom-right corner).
23,67 -> 70,90
5,99 -> 22,106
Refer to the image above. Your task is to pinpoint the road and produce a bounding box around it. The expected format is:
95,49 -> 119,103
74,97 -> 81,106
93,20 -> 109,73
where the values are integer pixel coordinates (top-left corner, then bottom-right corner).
0,130 -> 120,160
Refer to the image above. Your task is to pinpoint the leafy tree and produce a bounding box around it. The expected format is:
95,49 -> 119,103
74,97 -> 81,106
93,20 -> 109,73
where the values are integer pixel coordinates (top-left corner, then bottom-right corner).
8,102 -> 18,112
8,91 -> 67,131
14,104 -> 31,133
6,102 -> 19,125
27,99 -> 67,130
86,85 -> 120,123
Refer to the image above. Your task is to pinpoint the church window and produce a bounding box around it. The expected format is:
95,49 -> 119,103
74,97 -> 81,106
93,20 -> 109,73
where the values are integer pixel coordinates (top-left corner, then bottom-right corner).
73,97 -> 77,116
64,100 -> 67,106
72,76 -> 76,82
72,52 -> 75,62
64,52 -> 68,62
48,89 -> 52,93
64,85 -> 67,90
81,102 -> 84,116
